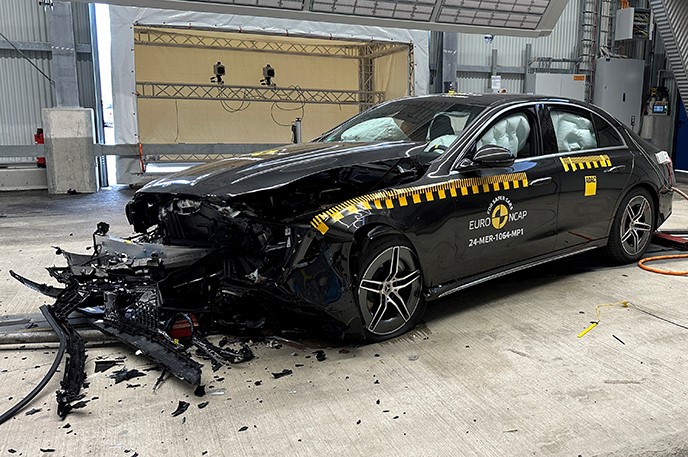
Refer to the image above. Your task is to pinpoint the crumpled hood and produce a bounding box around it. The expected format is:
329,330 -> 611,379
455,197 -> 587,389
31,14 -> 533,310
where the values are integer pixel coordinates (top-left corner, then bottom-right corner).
137,141 -> 422,197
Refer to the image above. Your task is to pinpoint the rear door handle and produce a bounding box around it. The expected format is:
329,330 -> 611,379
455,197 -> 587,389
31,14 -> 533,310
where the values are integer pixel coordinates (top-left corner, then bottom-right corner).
529,177 -> 552,186
604,165 -> 626,173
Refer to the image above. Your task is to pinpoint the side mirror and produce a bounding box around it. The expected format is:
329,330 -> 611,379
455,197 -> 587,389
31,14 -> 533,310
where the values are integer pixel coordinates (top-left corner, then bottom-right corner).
472,145 -> 515,167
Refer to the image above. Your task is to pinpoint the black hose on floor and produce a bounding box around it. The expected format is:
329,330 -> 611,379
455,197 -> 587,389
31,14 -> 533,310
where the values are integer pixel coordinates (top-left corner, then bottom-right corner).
0,306 -> 66,425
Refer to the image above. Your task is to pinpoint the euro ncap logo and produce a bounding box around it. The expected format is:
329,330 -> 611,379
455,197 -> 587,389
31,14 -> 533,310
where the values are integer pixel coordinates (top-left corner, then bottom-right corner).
491,204 -> 509,229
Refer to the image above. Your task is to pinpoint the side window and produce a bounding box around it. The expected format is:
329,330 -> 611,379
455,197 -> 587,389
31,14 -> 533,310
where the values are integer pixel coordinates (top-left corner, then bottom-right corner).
476,112 -> 534,158
549,109 -> 598,152
593,113 -> 624,147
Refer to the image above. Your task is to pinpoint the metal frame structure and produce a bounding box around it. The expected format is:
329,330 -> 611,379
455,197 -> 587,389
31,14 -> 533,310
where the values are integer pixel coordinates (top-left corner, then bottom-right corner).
136,82 -> 385,108
134,27 -> 411,112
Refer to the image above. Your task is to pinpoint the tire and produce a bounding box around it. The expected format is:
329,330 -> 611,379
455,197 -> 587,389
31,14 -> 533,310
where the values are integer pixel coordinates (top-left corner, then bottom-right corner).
353,236 -> 426,342
605,188 -> 655,263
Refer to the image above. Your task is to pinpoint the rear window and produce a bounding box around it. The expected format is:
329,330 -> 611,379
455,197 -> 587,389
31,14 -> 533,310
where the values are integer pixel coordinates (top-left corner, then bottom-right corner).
593,114 -> 624,147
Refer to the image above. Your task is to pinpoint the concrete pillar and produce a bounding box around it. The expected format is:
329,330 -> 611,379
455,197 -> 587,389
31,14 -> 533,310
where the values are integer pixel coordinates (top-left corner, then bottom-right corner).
42,108 -> 98,194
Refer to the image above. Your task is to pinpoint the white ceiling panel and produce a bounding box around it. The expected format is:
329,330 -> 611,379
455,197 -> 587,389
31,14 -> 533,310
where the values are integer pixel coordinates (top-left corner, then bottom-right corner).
70,0 -> 570,37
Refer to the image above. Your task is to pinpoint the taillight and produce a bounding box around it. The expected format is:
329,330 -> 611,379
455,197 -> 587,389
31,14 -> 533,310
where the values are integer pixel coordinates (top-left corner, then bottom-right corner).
167,313 -> 198,341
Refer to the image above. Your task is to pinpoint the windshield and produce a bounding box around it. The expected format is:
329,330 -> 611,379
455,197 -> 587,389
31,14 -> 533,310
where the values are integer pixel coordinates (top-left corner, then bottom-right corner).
319,98 -> 486,144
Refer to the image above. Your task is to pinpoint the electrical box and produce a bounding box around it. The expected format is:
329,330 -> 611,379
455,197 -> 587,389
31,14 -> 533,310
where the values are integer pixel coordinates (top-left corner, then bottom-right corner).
615,7 -> 653,41
534,73 -> 586,101
593,58 -> 644,133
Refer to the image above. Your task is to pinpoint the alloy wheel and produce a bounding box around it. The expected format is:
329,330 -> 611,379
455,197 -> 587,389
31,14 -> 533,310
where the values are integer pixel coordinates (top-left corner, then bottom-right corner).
619,195 -> 653,256
357,246 -> 422,335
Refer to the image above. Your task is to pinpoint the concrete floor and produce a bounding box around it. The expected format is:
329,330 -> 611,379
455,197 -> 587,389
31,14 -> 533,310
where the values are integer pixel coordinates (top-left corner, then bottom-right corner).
2,185 -> 688,456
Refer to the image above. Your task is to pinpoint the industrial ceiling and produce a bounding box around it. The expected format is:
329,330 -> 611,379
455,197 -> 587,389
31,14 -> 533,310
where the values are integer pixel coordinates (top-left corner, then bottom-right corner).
70,0 -> 569,37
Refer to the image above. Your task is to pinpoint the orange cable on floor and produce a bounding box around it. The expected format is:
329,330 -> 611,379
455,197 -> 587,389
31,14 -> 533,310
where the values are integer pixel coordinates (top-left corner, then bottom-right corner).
638,254 -> 688,276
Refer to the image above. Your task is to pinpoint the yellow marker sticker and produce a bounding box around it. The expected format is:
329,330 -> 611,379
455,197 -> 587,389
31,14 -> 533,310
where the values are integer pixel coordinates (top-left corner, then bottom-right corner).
585,175 -> 597,196
560,155 -> 612,173
310,172 -> 529,234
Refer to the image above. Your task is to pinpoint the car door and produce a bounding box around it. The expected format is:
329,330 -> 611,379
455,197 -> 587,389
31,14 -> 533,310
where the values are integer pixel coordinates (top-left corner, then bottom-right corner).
450,104 -> 560,279
542,104 -> 634,249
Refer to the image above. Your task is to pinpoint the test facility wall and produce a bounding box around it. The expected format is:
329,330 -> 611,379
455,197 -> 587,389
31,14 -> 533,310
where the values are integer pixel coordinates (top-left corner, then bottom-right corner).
454,0 -> 583,95
110,6 -> 429,145
0,0 -> 97,146
136,31 -> 369,144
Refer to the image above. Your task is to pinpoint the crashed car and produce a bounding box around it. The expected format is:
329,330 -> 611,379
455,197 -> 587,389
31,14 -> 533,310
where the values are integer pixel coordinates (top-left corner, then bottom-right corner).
9,94 -> 674,417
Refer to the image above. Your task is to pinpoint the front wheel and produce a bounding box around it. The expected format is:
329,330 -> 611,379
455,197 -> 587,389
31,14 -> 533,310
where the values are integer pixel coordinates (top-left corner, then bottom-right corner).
605,188 -> 655,263
354,236 -> 425,342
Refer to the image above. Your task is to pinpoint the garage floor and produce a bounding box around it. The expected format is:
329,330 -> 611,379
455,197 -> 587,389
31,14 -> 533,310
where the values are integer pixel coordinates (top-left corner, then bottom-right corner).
1,185 -> 688,456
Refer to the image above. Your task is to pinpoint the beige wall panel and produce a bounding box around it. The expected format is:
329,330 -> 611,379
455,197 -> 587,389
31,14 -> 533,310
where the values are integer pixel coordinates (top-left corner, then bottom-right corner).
137,98 -> 359,144
373,51 -> 410,100
135,44 -> 358,89
135,34 -> 368,143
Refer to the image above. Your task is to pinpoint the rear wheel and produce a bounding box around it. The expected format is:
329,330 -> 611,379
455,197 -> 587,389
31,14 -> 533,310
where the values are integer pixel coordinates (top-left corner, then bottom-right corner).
605,188 -> 654,263
354,236 -> 425,341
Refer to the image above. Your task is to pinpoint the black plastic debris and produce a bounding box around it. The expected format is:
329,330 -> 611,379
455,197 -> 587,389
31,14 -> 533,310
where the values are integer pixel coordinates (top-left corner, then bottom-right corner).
59,399 -> 89,417
94,360 -> 121,373
313,350 -> 326,362
25,408 -> 41,415
254,380 -> 262,386
238,426 -> 248,432
153,371 -> 168,391
171,400 -> 190,417
194,385 -> 206,397
197,402 -> 209,409
8,450 -> 16,454
272,369 -> 292,379
126,384 -> 141,389
40,449 -> 55,453
63,423 -> 71,429
110,368 -> 146,384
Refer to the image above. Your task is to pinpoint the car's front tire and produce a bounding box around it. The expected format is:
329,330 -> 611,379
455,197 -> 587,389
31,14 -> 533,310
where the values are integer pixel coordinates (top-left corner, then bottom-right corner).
605,187 -> 655,263
353,236 -> 426,342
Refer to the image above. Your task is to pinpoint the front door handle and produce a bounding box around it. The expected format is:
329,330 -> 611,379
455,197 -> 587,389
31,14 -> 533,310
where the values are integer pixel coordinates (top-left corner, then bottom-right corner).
529,177 -> 552,186
604,165 -> 626,173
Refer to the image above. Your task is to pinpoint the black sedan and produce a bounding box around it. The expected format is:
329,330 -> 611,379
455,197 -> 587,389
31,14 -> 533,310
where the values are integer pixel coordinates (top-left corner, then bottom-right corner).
129,94 -> 674,340
9,94 -> 674,416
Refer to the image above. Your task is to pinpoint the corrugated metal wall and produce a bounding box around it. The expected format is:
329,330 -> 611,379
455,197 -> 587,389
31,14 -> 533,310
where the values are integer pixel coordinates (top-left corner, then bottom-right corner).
0,1 -> 96,146
456,0 -> 582,94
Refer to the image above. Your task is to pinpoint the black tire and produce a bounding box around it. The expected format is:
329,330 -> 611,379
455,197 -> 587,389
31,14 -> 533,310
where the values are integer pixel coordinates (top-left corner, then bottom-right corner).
605,188 -> 655,263
353,236 -> 426,342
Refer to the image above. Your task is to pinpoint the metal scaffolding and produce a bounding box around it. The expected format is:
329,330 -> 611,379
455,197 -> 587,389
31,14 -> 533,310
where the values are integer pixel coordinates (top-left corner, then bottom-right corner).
134,27 -> 406,60
136,82 -> 385,107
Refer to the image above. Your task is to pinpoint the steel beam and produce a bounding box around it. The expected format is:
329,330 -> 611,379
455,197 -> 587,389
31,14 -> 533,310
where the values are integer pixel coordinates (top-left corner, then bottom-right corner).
47,1 -> 80,107
136,82 -> 384,107
0,40 -> 91,54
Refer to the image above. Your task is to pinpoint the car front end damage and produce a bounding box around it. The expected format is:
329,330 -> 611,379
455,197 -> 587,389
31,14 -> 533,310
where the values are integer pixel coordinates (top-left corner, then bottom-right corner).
5,189 -> 365,421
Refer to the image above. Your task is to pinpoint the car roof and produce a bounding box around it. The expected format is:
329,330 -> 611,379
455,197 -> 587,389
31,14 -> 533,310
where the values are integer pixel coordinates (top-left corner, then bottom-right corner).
403,93 -> 585,107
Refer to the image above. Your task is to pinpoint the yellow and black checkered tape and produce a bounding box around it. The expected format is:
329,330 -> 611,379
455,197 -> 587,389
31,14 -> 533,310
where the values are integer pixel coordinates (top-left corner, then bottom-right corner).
559,154 -> 611,172
310,172 -> 528,235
